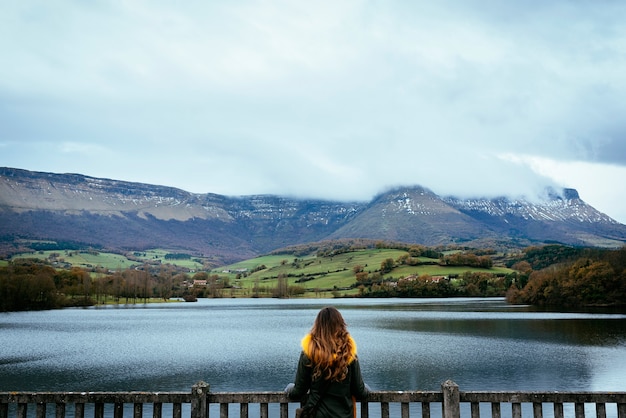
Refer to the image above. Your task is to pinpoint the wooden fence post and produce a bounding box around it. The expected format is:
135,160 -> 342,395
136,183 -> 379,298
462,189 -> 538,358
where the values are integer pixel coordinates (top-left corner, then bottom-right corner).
191,381 -> 209,418
442,380 -> 460,418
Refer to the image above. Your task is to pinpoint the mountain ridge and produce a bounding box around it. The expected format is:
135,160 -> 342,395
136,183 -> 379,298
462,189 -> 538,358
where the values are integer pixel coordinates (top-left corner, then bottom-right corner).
1,167 -> 624,264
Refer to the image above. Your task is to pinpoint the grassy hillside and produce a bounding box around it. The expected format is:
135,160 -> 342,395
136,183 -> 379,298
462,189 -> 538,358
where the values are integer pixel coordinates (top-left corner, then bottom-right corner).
10,249 -> 206,271
212,247 -> 514,297
9,242 -> 516,299
11,250 -> 137,270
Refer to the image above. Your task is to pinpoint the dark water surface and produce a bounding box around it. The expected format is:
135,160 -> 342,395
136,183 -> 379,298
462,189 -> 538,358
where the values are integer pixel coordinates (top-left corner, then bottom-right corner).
2,298 -> 626,394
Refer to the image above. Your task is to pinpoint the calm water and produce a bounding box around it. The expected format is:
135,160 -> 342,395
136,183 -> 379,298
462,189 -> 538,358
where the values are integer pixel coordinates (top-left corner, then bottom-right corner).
2,297 -> 626,396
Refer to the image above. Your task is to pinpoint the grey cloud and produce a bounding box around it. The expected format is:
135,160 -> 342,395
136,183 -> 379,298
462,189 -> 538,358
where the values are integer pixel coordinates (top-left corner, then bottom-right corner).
1,0 -> 626,223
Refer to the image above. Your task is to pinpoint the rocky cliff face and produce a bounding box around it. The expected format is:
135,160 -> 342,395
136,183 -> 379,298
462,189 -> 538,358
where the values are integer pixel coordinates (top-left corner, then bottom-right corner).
1,167 -> 624,263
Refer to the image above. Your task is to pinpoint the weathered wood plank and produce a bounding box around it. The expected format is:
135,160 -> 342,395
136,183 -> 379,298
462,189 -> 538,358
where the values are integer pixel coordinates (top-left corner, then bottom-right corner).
17,403 -> 27,418
381,401 -> 389,418
55,402 -> 65,418
575,402 -> 585,418
74,402 -> 84,418
461,392 -> 626,404
279,402 -> 288,418
401,402 -> 409,418
133,403 -> 142,418
492,402 -> 501,418
442,380 -> 460,418
2,384 -> 626,418
360,400 -> 369,418
35,402 -> 45,418
173,402 -> 182,418
365,391 -> 442,403
240,402 -> 248,418
113,402 -> 123,418
260,403 -> 268,418
0,393 -> 192,404
470,402 -> 479,418
152,402 -> 162,418
94,402 -> 104,418
554,402 -> 564,418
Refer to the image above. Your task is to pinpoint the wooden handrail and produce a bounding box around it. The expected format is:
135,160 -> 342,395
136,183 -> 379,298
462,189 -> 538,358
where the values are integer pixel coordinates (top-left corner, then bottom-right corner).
2,381 -> 626,418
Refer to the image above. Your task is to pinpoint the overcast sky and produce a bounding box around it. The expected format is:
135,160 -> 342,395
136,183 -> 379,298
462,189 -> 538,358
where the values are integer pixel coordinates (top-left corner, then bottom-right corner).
2,1 -> 626,224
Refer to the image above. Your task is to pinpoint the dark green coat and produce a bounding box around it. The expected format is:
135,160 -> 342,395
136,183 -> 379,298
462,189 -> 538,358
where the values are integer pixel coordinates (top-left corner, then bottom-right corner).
287,334 -> 369,418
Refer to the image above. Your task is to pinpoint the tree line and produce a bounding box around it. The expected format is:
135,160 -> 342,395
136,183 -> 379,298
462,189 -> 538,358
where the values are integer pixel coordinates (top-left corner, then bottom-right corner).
0,259 -> 214,311
506,245 -> 626,308
348,244 -> 626,307
4,243 -> 624,311
359,270 -> 512,298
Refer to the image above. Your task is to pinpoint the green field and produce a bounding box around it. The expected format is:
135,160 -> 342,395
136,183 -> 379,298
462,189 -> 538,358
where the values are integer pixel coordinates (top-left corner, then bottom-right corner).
10,249 -> 205,271
129,249 -> 206,270
213,248 -> 514,297
11,250 -> 137,270
8,245 -> 516,299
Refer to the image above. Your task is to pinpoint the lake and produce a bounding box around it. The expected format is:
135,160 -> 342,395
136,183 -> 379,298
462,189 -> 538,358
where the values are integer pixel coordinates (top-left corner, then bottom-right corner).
2,297 -> 626,397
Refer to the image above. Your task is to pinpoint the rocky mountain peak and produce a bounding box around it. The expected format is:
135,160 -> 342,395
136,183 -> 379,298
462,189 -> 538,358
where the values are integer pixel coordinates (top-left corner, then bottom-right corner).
1,167 -> 624,263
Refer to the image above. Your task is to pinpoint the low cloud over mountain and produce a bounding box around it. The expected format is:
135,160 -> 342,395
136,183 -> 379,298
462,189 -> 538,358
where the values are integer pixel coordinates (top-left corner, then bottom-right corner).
1,167 -> 624,264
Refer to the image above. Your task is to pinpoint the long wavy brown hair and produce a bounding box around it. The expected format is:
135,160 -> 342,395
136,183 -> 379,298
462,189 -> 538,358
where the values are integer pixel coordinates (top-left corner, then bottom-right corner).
307,306 -> 355,382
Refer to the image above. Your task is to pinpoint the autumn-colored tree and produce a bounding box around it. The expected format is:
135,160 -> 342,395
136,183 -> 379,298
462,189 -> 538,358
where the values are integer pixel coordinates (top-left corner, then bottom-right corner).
0,264 -> 57,311
380,258 -> 394,274
408,245 -> 424,257
273,275 -> 288,298
511,247 -> 626,308
355,272 -> 369,283
192,271 -> 209,281
562,259 -> 618,306
396,254 -> 409,265
512,261 -> 533,274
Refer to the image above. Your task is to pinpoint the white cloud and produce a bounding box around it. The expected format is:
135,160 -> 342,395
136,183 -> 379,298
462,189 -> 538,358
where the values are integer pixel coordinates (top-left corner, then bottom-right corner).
1,0 -> 626,224
501,154 -> 626,223
60,142 -> 112,157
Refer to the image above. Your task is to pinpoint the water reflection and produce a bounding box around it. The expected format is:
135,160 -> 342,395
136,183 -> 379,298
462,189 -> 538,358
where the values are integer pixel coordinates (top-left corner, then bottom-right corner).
1,298 -> 625,394
376,317 -> 626,346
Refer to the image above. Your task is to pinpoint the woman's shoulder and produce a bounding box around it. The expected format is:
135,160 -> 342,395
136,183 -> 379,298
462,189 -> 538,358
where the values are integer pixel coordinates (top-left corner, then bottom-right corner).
300,333 -> 312,355
347,335 -> 358,361
300,333 -> 358,362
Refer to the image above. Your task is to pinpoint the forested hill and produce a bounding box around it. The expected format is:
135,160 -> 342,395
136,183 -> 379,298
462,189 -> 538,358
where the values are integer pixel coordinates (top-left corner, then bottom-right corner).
1,167 -> 625,263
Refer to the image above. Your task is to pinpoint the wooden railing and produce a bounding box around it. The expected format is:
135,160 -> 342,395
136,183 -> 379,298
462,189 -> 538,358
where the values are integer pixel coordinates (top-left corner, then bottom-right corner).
2,381 -> 626,418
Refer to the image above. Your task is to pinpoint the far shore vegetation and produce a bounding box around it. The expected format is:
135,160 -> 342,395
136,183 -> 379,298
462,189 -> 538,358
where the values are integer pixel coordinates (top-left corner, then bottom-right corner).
1,241 -> 625,312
